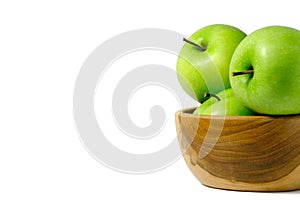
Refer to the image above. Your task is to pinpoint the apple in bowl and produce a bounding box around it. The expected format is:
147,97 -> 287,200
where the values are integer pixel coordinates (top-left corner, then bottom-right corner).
176,24 -> 246,103
230,26 -> 300,115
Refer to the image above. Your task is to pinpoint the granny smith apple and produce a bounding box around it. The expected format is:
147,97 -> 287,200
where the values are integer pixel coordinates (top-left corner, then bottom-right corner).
230,26 -> 300,115
193,89 -> 254,116
177,24 -> 247,103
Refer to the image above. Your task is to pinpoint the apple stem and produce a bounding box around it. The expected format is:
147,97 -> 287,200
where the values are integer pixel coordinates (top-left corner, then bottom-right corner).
204,93 -> 221,101
183,38 -> 206,52
232,70 -> 254,76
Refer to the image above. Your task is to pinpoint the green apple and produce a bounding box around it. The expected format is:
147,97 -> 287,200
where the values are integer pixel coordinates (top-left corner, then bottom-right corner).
230,26 -> 300,115
177,24 -> 247,103
193,89 -> 254,116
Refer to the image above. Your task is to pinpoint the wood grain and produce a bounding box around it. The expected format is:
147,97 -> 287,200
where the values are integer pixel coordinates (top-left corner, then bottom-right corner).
175,108 -> 300,191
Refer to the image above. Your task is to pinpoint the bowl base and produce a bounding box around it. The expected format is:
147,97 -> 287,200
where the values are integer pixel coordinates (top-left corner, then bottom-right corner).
183,149 -> 300,192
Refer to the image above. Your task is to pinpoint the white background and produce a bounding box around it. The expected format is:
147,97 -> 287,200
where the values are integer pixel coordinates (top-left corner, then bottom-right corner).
1,0 -> 300,199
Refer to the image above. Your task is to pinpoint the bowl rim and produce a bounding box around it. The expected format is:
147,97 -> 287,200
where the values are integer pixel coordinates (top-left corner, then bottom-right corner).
176,107 -> 300,120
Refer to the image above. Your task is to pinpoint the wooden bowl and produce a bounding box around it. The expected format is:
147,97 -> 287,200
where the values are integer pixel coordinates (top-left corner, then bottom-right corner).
175,108 -> 300,192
